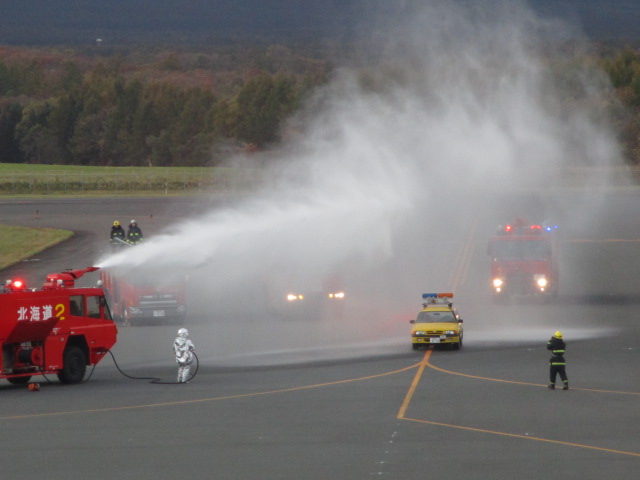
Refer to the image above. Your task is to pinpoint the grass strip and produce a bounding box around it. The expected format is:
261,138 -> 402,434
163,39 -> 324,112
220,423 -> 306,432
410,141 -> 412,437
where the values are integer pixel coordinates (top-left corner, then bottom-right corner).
0,225 -> 73,270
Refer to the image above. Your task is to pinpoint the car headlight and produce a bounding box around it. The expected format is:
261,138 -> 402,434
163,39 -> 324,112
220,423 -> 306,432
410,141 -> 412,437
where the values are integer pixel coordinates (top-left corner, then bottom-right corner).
413,330 -> 426,336
328,291 -> 345,299
492,278 -> 503,288
286,293 -> 304,302
444,330 -> 456,335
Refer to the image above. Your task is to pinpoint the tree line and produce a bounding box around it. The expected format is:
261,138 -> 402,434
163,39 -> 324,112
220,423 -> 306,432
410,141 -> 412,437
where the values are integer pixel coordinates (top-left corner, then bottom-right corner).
2,44 -> 640,167
600,47 -> 640,164
0,46 -> 330,166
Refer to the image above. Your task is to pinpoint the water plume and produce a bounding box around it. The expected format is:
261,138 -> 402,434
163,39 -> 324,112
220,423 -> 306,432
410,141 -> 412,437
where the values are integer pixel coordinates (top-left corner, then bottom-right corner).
99,1 -> 624,364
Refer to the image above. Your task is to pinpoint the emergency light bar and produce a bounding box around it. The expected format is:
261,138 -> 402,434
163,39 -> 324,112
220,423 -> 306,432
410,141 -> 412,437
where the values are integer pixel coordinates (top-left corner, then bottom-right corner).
500,223 -> 559,235
4,279 -> 27,292
422,292 -> 454,299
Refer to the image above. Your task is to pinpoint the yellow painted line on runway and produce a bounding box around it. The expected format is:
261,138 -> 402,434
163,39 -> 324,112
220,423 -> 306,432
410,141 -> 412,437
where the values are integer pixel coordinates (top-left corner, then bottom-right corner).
568,238 -> 640,243
425,357 -> 640,395
0,361 -> 422,421
400,416 -> 640,458
395,350 -> 640,458
448,219 -> 478,290
397,349 -> 432,419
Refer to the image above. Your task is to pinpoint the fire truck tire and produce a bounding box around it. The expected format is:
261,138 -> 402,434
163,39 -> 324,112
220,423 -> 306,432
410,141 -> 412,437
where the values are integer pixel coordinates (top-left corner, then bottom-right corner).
7,376 -> 32,385
57,346 -> 87,384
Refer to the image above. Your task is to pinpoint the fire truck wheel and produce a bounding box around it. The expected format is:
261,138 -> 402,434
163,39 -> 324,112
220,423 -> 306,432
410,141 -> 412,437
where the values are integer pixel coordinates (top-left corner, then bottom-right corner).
57,346 -> 87,384
7,376 -> 32,385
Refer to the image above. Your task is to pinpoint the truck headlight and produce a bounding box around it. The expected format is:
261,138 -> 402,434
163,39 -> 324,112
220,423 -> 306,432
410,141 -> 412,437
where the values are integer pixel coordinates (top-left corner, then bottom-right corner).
535,276 -> 548,288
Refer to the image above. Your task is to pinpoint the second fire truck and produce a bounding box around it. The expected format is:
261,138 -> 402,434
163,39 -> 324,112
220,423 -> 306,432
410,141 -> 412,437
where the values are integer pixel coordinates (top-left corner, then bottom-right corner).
487,220 -> 559,298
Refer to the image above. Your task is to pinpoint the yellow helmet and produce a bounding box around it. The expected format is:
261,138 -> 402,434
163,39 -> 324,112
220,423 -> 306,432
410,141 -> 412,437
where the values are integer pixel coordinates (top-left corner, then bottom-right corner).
553,331 -> 563,339
113,221 -> 120,227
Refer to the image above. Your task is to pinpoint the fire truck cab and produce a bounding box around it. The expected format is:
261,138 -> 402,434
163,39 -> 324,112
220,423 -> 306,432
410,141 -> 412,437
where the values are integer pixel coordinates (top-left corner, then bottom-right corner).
487,221 -> 559,298
0,267 -> 117,385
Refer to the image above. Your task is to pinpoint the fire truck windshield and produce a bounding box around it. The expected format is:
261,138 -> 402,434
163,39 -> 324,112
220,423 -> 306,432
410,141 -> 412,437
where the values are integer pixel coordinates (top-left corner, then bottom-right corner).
492,240 -> 550,261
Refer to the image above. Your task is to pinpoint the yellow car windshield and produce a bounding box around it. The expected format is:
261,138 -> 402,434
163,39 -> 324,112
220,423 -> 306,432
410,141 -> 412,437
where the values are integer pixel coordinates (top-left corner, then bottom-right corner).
416,311 -> 457,323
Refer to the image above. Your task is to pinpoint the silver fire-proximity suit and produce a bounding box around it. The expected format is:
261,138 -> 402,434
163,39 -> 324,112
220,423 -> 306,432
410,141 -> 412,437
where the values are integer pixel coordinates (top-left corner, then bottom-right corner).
173,328 -> 195,383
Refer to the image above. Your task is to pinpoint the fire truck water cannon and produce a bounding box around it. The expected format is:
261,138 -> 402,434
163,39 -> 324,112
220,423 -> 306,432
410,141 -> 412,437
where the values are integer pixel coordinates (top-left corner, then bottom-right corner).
0,266 -> 117,386
42,266 -> 100,290
422,292 -> 454,308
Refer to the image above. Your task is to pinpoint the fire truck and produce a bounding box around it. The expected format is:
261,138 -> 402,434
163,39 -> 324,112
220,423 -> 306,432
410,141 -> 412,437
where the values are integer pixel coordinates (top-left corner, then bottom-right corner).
99,267 -> 187,326
0,267 -> 117,385
487,220 -> 559,298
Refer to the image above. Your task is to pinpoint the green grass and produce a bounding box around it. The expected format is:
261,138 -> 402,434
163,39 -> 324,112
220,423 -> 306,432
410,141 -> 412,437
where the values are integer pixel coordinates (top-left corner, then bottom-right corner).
0,163 -> 261,196
0,225 -> 73,270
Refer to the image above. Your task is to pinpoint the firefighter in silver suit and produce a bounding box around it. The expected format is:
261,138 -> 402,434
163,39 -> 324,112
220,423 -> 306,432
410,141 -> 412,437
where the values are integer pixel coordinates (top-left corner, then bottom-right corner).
173,328 -> 195,383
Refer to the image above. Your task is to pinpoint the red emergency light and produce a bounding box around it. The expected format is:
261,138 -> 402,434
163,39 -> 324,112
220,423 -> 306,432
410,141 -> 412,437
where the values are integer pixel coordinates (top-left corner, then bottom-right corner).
8,279 -> 27,291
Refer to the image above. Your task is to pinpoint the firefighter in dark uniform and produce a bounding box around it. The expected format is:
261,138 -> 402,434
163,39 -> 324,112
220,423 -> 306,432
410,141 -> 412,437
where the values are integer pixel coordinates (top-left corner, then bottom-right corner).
547,330 -> 568,390
110,220 -> 126,251
127,219 -> 144,245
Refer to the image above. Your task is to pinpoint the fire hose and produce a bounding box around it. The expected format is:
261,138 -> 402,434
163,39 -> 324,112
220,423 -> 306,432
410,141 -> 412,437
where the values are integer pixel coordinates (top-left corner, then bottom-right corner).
107,350 -> 199,384
27,350 -> 198,388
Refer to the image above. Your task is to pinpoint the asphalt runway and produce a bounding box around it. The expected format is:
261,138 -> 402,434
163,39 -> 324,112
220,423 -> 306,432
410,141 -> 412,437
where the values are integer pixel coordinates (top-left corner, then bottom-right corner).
0,193 -> 638,479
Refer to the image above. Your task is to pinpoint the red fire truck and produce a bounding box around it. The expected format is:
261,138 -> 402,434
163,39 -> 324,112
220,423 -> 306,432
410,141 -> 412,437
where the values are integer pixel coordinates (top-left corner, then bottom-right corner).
0,267 -> 117,385
487,220 -> 559,298
100,267 -> 187,326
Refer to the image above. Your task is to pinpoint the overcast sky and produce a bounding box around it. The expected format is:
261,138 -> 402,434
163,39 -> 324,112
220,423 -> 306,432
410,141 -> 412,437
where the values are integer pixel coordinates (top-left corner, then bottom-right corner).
1,0 -> 639,46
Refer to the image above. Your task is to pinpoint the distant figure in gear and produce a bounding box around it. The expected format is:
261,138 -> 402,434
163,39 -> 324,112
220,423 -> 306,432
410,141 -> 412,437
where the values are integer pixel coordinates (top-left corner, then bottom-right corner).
110,220 -> 126,251
173,328 -> 195,383
127,219 -> 144,245
547,330 -> 568,390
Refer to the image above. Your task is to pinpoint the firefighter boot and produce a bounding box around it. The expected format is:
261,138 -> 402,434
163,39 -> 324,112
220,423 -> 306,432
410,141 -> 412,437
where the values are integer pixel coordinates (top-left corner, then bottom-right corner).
548,383 -> 555,390
562,381 -> 569,390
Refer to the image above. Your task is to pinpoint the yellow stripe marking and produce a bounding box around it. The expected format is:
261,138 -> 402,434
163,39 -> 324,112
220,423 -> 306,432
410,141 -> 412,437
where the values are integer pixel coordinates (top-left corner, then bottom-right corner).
0,361 -> 422,421
449,219 -> 478,290
397,349 -> 432,419
569,238 -> 640,243
426,357 -> 640,395
397,352 -> 640,457
401,416 -> 640,458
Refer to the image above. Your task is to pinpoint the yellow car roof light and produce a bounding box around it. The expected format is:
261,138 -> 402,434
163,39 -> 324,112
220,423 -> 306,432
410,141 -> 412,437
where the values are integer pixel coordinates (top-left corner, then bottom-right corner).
422,292 -> 454,306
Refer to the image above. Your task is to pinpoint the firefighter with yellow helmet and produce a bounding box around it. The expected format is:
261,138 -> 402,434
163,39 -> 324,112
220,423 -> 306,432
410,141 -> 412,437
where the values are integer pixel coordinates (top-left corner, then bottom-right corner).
547,330 -> 568,390
109,220 -> 126,251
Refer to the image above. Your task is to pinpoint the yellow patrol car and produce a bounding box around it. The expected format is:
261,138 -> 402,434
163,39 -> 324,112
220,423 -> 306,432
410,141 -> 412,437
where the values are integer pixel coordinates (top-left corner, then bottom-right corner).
410,293 -> 463,350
